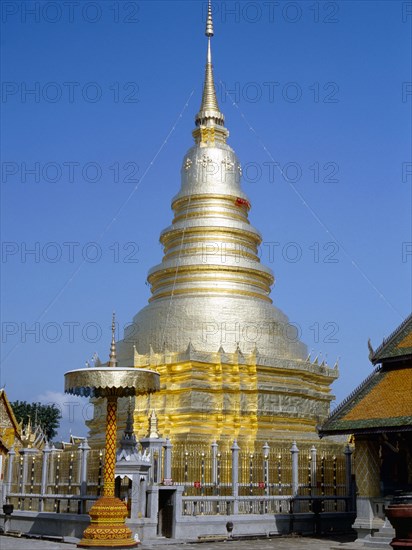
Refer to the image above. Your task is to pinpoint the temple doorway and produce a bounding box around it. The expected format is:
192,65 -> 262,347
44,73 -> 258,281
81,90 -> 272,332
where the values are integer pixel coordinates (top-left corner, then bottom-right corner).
380,434 -> 412,496
158,489 -> 174,538
115,475 -> 132,518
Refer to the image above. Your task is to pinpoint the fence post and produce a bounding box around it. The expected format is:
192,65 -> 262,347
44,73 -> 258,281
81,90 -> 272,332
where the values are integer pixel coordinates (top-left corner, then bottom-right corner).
263,442 -> 270,513
310,445 -> 317,495
39,442 -> 52,512
344,444 -> 353,511
79,439 -> 91,514
262,442 -> 269,491
211,441 -> 218,488
231,440 -> 240,514
163,438 -> 172,481
20,449 -> 30,493
20,447 -> 38,495
290,441 -> 299,497
4,446 -> 16,503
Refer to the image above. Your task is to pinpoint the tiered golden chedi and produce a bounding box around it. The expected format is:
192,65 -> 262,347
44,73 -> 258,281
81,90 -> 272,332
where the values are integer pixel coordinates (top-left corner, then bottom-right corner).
87,4 -> 338,449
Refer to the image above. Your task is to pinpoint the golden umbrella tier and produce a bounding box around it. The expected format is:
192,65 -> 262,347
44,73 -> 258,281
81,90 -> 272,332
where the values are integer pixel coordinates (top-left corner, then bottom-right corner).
64,366 -> 159,548
64,367 -> 160,398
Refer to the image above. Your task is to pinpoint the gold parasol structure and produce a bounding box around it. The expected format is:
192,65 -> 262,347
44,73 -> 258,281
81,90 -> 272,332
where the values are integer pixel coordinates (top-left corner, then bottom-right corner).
65,314 -> 159,548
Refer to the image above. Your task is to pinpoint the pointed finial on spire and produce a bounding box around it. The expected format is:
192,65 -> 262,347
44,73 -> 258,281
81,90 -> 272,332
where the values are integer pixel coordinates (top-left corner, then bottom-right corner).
125,397 -> 134,436
194,0 -> 226,136
148,410 -> 159,439
205,0 -> 214,37
108,311 -> 118,367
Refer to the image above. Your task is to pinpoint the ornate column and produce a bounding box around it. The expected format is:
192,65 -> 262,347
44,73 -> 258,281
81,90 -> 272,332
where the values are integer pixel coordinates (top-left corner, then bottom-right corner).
77,393 -> 137,548
103,396 -> 117,498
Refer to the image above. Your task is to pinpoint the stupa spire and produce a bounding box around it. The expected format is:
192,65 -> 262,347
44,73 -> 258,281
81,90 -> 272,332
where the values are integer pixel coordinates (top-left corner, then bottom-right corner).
146,1 -> 272,312
195,0 -> 225,132
108,312 -> 118,367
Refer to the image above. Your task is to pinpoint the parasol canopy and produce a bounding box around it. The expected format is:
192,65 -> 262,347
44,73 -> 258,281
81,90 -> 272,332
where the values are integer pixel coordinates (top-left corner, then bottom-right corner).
64,367 -> 160,398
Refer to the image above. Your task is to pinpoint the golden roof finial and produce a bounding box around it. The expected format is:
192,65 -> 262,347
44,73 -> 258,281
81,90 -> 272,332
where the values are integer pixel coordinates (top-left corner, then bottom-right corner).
195,0 -> 225,128
108,312 -> 118,367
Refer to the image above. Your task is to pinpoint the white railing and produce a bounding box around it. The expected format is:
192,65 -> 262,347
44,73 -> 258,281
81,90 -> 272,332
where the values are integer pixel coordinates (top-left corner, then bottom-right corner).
181,494 -> 352,516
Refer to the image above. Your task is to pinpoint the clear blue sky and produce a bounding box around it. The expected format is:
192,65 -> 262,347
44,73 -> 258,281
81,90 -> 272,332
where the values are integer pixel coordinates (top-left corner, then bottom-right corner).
1,1 -> 411,440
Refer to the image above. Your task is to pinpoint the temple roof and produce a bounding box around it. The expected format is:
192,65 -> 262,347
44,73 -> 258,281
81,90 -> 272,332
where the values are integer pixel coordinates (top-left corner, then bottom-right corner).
319,314 -> 412,437
370,312 -> 412,364
0,389 -> 22,436
0,435 -> 9,453
319,365 -> 412,436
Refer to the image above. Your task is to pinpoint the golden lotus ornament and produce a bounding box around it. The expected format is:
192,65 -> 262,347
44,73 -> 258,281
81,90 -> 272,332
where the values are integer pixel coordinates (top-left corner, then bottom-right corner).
64,367 -> 159,548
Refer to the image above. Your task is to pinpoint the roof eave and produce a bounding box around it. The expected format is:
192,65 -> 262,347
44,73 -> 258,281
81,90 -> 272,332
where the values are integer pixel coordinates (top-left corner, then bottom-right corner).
319,425 -> 412,438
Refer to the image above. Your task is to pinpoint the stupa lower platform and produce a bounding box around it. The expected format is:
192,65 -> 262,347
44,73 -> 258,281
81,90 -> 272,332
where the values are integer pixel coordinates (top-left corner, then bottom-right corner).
86,345 -> 338,450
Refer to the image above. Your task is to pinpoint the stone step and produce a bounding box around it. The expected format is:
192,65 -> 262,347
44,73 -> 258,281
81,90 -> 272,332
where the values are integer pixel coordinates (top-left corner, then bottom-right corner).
329,545 -> 364,550
330,535 -> 392,550
363,541 -> 391,549
362,529 -> 394,548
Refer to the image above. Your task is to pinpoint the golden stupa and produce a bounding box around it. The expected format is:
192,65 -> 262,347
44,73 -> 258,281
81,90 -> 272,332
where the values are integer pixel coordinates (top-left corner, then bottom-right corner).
87,3 -> 338,449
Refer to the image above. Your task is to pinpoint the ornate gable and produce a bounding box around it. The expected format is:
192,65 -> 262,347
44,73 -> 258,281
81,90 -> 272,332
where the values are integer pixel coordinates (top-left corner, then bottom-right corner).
320,314 -> 412,437
0,389 -> 22,450
370,313 -> 412,364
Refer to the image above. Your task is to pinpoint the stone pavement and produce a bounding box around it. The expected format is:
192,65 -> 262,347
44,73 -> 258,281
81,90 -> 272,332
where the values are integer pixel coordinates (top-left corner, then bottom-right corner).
0,534 -> 358,550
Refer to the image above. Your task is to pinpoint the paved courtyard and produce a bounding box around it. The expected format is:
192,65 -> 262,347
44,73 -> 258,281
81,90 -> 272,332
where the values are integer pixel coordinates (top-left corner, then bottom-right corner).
0,534 -> 358,550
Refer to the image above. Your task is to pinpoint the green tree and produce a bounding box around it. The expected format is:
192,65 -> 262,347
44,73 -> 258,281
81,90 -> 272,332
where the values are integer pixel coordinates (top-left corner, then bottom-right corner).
11,401 -> 61,441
